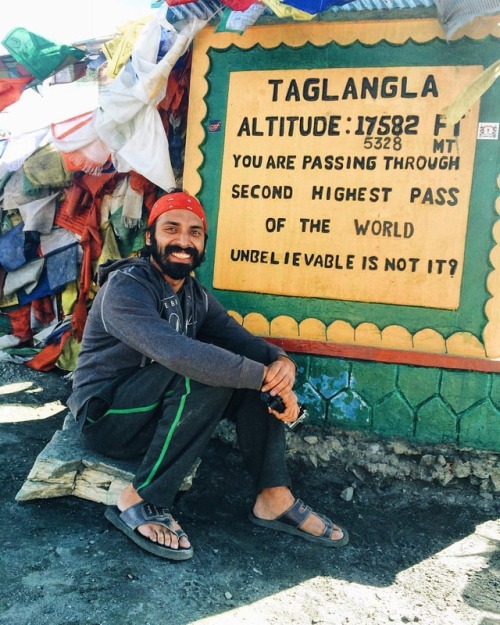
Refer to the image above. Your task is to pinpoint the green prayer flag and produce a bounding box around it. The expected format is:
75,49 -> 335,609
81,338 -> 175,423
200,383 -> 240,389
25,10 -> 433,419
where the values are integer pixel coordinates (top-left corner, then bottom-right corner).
2,28 -> 86,82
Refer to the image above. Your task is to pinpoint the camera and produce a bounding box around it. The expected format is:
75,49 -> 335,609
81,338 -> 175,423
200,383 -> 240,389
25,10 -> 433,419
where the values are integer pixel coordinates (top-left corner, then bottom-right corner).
260,391 -> 308,430
260,391 -> 286,413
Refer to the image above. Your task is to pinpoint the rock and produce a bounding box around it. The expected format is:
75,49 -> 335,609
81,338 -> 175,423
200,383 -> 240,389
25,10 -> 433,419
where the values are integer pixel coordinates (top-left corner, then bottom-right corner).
420,454 -> 436,467
303,436 -> 319,445
16,414 -> 200,504
470,460 -> 490,480
376,462 -> 390,476
480,492 -> 494,500
391,441 -> 418,456
350,466 -> 369,482
438,471 -> 454,486
489,468 -> 500,492
341,486 -> 354,501
317,447 -> 331,462
479,479 -> 491,493
452,460 -> 471,478
327,437 -> 343,453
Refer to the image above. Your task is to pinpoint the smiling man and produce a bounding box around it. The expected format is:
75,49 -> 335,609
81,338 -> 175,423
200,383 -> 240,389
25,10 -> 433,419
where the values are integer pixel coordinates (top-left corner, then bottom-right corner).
67,188 -> 348,560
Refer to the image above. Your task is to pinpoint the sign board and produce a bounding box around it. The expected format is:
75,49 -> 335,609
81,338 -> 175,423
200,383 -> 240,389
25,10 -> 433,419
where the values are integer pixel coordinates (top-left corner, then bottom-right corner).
185,20 -> 500,358
215,65 -> 480,309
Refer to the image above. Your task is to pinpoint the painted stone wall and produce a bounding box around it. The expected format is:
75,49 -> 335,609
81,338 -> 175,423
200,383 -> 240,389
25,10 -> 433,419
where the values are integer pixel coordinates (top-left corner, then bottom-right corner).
293,354 -> 500,451
184,17 -> 500,453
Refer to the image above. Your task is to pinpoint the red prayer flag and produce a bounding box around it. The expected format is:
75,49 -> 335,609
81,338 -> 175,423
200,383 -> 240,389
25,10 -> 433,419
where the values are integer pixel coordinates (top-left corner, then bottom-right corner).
0,75 -> 33,112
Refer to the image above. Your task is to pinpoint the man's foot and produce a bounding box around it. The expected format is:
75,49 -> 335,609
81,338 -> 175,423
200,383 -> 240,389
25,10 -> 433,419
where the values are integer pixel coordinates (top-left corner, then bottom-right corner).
117,483 -> 190,550
251,486 -> 348,547
104,483 -> 193,559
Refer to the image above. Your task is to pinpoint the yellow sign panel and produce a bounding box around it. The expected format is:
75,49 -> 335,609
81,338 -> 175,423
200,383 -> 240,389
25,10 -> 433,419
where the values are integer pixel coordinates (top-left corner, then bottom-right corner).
214,65 -> 481,309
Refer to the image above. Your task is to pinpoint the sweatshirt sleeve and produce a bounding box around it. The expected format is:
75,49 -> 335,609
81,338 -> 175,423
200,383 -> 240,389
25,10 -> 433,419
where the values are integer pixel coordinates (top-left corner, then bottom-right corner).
99,271 -> 266,390
197,289 -> 290,365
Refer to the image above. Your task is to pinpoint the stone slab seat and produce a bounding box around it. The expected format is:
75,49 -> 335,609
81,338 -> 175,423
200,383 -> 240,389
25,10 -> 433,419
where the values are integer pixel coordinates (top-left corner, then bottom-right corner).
15,413 -> 200,505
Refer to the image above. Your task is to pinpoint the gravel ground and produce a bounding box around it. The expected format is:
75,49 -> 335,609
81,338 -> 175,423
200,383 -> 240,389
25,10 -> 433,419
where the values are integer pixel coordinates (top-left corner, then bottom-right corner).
0,362 -> 499,625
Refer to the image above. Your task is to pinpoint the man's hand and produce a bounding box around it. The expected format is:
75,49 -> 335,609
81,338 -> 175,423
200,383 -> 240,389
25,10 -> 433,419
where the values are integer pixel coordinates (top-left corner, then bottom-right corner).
267,389 -> 300,423
261,356 -> 296,397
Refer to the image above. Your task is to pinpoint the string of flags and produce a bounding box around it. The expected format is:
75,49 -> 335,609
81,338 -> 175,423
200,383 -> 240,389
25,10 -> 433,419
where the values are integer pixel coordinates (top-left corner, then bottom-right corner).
0,0 -> 495,371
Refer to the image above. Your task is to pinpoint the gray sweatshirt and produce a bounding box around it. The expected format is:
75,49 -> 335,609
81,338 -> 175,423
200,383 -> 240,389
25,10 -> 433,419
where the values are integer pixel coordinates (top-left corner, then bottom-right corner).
67,257 -> 289,415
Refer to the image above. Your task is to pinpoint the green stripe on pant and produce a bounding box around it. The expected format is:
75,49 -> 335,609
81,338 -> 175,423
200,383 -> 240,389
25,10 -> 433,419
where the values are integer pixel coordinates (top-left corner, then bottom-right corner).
137,378 -> 191,492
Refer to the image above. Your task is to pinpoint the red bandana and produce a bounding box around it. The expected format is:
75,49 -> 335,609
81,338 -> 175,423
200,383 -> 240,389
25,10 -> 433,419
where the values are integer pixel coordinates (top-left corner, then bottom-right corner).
147,192 -> 207,231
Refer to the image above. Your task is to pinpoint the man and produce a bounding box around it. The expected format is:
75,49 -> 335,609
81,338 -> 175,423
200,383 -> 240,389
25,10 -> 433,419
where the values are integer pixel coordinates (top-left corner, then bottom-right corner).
67,189 -> 348,560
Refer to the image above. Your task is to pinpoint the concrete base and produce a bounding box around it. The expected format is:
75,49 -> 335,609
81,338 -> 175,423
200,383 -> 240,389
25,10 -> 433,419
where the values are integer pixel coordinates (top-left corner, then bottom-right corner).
15,413 -> 200,505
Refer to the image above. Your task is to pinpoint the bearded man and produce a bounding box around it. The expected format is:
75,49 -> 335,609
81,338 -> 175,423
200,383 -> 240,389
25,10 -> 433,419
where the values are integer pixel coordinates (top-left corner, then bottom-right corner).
67,189 -> 348,560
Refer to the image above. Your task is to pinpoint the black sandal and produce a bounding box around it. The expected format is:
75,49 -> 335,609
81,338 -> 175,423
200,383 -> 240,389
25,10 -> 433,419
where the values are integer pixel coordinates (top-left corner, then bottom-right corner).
105,501 -> 193,560
249,498 -> 349,548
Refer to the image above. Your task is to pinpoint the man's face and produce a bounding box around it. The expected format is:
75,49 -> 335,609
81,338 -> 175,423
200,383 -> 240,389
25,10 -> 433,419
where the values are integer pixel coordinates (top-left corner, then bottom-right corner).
147,209 -> 206,281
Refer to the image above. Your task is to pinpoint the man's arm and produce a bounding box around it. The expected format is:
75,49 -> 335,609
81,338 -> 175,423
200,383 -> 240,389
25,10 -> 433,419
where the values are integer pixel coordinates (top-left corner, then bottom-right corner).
197,289 -> 295,367
98,271 -> 267,390
197,287 -> 299,418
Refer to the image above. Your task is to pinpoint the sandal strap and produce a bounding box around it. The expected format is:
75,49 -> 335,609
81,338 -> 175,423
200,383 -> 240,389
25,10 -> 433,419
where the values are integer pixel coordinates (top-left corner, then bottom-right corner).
120,502 -> 178,535
276,499 -> 313,529
316,512 -> 335,539
277,499 -> 338,538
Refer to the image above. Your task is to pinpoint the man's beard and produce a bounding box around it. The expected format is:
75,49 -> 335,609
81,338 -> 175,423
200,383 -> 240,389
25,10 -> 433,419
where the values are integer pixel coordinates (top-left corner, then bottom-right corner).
150,237 -> 205,280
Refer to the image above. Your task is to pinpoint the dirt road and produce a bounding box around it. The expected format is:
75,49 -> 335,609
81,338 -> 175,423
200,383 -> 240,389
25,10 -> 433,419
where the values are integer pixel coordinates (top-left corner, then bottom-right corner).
0,363 -> 498,625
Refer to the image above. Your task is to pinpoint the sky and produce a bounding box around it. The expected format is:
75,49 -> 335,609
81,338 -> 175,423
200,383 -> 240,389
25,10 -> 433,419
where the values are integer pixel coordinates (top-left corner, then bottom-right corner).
0,0 -> 155,51
0,1 -> 157,133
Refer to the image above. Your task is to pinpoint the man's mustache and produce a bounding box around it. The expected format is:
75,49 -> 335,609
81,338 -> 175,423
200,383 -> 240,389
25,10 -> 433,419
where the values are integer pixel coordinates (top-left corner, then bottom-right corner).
163,245 -> 199,257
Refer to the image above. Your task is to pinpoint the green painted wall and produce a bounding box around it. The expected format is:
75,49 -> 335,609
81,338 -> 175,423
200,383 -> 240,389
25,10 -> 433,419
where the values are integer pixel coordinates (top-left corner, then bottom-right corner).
292,354 -> 500,451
